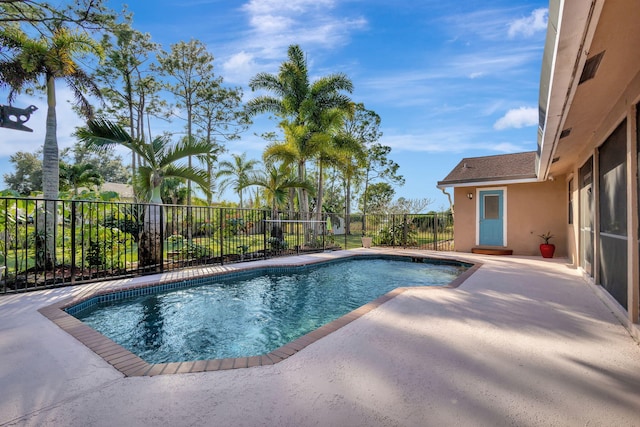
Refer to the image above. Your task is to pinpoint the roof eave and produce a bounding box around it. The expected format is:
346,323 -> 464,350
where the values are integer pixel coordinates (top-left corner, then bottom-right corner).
537,0 -> 604,180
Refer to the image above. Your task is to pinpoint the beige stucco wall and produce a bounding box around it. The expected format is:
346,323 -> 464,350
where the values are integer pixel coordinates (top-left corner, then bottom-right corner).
566,175 -> 578,267
453,178 -> 567,256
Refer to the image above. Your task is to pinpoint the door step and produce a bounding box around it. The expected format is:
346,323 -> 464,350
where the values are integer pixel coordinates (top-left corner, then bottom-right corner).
471,247 -> 513,256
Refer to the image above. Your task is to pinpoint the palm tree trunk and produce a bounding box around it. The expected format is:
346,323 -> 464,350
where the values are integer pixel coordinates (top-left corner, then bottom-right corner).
288,187 -> 296,216
297,160 -> 309,219
314,159 -> 325,238
345,175 -> 352,235
39,75 -> 58,269
362,168 -> 370,235
139,183 -> 164,271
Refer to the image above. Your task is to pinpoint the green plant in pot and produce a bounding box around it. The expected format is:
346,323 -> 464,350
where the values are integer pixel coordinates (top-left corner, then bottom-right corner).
538,231 -> 555,258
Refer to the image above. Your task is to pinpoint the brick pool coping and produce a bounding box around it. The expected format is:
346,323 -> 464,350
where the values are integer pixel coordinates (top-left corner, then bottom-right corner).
38,252 -> 481,377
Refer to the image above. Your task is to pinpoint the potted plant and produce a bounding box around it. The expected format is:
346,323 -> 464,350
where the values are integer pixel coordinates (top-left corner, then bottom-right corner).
538,231 -> 555,258
361,234 -> 372,248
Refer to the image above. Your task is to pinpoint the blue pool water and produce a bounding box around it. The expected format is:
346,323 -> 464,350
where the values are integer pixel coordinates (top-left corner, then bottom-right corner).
72,257 -> 467,363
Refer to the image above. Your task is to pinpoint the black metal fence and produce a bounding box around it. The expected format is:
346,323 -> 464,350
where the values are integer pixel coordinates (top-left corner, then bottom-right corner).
0,197 -> 454,293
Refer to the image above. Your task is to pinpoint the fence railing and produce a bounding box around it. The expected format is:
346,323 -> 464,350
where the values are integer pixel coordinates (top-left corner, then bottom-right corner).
346,212 -> 454,250
0,197 -> 453,293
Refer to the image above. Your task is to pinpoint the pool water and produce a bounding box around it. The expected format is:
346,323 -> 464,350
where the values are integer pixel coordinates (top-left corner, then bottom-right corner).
74,258 -> 465,363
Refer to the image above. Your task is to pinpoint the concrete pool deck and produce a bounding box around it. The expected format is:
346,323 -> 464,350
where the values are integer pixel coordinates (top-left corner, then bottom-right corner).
1,249 -> 639,426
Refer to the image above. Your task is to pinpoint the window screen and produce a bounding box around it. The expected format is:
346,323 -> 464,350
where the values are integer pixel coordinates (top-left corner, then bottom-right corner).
598,120 -> 628,309
484,195 -> 499,219
579,158 -> 594,276
568,178 -> 573,224
599,121 -> 627,236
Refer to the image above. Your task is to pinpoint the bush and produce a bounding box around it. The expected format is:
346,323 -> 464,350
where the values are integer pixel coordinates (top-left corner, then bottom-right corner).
375,222 -> 418,246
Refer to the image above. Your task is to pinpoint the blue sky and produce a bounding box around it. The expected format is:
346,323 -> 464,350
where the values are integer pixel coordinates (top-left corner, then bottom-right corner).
0,0 -> 549,211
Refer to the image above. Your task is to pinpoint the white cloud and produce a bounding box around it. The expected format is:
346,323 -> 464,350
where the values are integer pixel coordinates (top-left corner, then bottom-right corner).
215,0 -> 367,86
242,0 -> 336,15
446,8 -> 517,41
380,125 -> 529,155
231,0 -> 367,65
493,106 -> 538,130
452,46 -> 542,79
248,14 -> 294,34
222,51 -> 257,84
508,8 -> 548,38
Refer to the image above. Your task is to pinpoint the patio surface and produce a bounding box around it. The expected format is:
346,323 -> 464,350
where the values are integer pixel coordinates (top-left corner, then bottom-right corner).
1,249 -> 639,426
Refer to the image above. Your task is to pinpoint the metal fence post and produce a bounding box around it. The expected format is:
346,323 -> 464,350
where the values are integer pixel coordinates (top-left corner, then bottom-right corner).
434,213 -> 439,250
344,206 -> 348,250
322,213 -> 326,251
160,205 -> 165,273
219,208 -> 225,266
262,210 -> 267,259
392,214 -> 396,248
403,214 -> 408,248
70,201 -> 76,285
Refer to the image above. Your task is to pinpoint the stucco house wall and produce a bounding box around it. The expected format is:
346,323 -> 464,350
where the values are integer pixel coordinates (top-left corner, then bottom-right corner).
443,0 -> 639,331
453,179 -> 567,256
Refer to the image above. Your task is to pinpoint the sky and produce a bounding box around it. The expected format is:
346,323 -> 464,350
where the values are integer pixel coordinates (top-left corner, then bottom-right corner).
0,0 -> 549,211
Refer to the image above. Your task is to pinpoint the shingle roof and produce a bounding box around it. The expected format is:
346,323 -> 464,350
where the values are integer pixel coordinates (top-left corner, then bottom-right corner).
78,182 -> 134,199
101,182 -> 135,198
437,151 -> 537,186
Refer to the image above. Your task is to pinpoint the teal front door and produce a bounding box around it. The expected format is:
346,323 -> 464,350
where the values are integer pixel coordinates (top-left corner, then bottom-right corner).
479,190 -> 504,246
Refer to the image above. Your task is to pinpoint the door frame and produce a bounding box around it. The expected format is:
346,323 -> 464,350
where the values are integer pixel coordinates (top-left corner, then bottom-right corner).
475,187 -> 507,247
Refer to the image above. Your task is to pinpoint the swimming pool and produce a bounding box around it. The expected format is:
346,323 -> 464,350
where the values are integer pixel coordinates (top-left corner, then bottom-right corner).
68,256 -> 469,365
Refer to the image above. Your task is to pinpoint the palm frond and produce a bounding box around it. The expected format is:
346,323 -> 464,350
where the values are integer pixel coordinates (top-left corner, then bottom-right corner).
78,119 -> 137,152
263,141 -> 299,165
245,95 -> 286,117
162,138 -> 213,167
248,72 -> 283,94
311,73 -> 354,95
135,166 -> 154,198
163,164 -> 211,196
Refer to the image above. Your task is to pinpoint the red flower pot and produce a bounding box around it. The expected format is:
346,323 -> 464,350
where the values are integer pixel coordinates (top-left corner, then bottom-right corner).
540,244 -> 555,258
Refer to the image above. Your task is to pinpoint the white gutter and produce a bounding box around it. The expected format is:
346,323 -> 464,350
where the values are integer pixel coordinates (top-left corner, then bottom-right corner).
436,177 -> 538,189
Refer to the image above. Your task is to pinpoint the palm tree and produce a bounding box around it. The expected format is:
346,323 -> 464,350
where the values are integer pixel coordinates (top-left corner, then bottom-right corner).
78,119 -> 213,269
247,44 -> 353,217
309,107 -> 358,226
59,162 -> 103,195
0,25 -> 103,268
215,153 -> 259,208
244,163 -> 314,221
0,26 -> 103,197
262,122 -> 316,212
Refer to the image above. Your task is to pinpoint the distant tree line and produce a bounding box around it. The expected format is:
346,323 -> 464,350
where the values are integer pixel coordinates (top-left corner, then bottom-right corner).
0,1 -> 429,263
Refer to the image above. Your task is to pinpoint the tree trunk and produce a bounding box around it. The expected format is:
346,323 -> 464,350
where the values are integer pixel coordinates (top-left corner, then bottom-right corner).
345,175 -> 352,235
297,160 -> 309,220
39,75 -> 58,269
288,187 -> 296,217
313,159 -> 325,238
186,106 -> 193,241
362,168 -> 370,235
127,74 -> 136,188
138,185 -> 164,271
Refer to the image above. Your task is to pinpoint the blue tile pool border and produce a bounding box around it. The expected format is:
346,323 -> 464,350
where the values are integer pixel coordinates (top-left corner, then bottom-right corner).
64,254 -> 473,317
